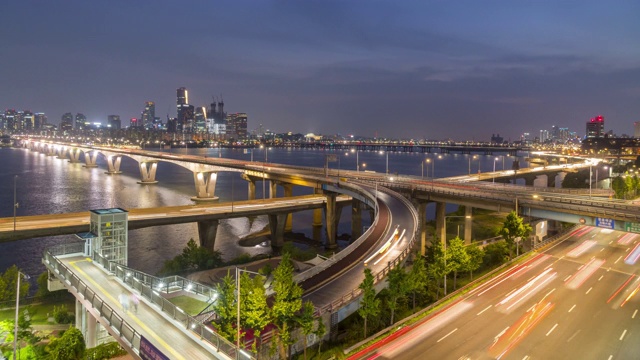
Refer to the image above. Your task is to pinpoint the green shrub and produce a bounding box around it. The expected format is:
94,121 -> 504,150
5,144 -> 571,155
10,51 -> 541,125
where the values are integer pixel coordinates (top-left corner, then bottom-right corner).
53,304 -> 74,324
84,342 -> 127,360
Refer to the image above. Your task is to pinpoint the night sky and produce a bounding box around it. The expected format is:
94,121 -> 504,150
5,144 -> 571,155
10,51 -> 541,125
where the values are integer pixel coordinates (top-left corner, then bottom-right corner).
2,1 -> 639,141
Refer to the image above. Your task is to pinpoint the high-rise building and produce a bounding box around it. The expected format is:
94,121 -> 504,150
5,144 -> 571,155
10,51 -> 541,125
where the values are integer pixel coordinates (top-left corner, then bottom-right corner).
107,115 -> 121,130
61,113 -> 73,131
34,113 -> 47,129
586,115 -> 605,138
539,130 -> 549,143
23,111 -> 34,130
227,113 -> 248,139
75,113 -> 87,130
634,122 -> 640,138
130,118 -> 139,128
141,101 -> 155,129
176,87 -> 194,132
194,106 -> 207,132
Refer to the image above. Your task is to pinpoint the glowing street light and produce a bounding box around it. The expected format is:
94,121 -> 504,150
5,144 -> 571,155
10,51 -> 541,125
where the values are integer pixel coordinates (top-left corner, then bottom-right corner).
492,157 -> 500,184
468,155 -> 477,175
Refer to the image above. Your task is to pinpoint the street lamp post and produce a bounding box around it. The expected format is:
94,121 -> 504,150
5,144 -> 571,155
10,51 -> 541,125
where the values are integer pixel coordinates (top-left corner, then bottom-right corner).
235,267 -> 261,360
13,271 -> 29,359
13,175 -> 19,232
492,157 -> 499,184
442,215 -> 471,296
351,149 -> 359,172
589,165 -> 593,198
468,155 -> 477,175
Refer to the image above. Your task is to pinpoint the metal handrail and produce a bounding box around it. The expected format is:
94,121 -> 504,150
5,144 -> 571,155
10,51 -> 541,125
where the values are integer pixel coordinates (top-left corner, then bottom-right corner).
43,244 -> 246,360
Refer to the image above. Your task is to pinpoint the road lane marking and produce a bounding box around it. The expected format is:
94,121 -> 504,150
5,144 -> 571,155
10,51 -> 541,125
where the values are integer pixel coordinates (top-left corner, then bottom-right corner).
600,248 -> 605,252
563,275 -> 572,282
477,305 -> 492,315
586,287 -> 593,294
615,256 -> 623,264
608,356 -> 613,360
567,329 -> 580,342
546,288 -> 556,297
437,328 -> 458,342
598,275 -> 604,281
568,304 -> 576,313
633,310 -> 638,319
626,247 -> 631,253
546,323 -> 558,336
620,329 -> 627,340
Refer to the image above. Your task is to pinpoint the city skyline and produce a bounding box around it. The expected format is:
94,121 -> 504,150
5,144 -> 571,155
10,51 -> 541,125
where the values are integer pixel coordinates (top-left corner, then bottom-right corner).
1,1 -> 639,140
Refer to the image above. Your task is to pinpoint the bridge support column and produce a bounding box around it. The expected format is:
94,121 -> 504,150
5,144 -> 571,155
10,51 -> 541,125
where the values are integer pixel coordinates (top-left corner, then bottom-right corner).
555,172 -> 567,188
351,198 -> 362,241
324,191 -> 338,249
242,174 -> 256,200
83,151 -> 99,168
57,147 -> 68,160
268,213 -> 288,251
105,155 -> 123,175
191,171 -> 219,202
137,161 -> 159,184
198,219 -> 219,250
76,300 -> 99,348
282,183 -> 293,232
68,148 -> 82,163
46,146 -> 56,156
464,206 -> 473,244
269,181 -> 277,199
435,202 -> 446,243
414,200 -> 428,256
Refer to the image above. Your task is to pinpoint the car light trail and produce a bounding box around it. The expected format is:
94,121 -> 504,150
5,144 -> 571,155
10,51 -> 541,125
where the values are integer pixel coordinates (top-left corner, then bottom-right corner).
565,258 -> 604,290
624,243 -> 640,265
566,240 -> 596,258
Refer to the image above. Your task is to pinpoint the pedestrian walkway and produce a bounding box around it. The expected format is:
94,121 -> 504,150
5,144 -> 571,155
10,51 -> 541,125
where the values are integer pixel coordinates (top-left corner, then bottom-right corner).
57,255 -> 232,360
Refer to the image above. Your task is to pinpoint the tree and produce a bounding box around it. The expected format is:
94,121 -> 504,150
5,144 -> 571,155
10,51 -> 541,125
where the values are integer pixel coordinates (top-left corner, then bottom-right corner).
358,268 -> 380,339
483,242 -> 510,267
612,176 -> 628,199
159,239 -> 223,275
241,272 -> 270,357
313,313 -> 326,356
0,265 -> 30,302
48,327 -> 86,360
447,237 -> 470,290
297,301 -> 316,360
271,252 -> 303,359
212,271 -> 237,342
561,172 -> 588,188
464,244 -> 485,280
386,266 -> 408,325
406,254 -> 428,310
426,239 -> 447,299
498,211 -> 532,258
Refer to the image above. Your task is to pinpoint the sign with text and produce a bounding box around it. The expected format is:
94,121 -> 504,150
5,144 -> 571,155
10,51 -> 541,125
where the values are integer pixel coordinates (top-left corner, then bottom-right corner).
595,217 -> 614,229
625,222 -> 640,234
140,336 -> 169,360
325,154 -> 338,162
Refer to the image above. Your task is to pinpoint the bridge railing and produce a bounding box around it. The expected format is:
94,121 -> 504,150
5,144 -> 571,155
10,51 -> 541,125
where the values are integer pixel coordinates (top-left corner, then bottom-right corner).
318,185 -> 419,314
294,183 -> 380,285
43,244 -> 144,356
44,243 -> 245,360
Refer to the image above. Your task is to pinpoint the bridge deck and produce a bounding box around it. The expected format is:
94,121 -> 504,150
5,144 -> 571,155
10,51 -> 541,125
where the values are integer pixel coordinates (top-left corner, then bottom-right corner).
58,255 -> 228,360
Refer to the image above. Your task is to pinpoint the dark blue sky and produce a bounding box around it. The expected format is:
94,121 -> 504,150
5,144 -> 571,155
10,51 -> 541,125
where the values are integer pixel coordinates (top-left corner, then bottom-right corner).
2,1 -> 639,140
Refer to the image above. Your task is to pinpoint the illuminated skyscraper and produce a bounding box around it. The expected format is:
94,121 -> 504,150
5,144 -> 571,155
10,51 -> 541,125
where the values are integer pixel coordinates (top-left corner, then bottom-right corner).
75,113 -> 87,130
141,101 -> 155,129
34,113 -> 47,129
176,87 -> 194,132
634,122 -> 640,138
107,115 -> 121,130
61,113 -> 73,131
586,115 -> 605,138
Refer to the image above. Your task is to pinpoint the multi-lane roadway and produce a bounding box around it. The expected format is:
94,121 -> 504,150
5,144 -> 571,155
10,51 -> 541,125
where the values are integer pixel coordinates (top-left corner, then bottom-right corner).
361,226 -> 640,360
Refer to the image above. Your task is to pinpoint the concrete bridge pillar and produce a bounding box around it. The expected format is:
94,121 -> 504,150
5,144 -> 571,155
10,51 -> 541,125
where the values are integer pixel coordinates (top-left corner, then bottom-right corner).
83,150 -> 99,168
197,219 -> 219,250
76,300 -> 99,348
533,175 -> 548,188
555,172 -> 567,188
242,174 -> 256,200
46,145 -> 57,156
137,160 -> 159,184
57,146 -> 68,160
413,200 -> 428,256
351,198 -> 362,241
282,183 -> 293,232
313,188 -> 323,227
191,171 -> 219,202
268,213 -> 288,250
269,181 -> 278,199
68,148 -> 82,163
324,191 -> 338,249
105,155 -> 123,175
464,206 -> 473,244
435,201 -> 446,243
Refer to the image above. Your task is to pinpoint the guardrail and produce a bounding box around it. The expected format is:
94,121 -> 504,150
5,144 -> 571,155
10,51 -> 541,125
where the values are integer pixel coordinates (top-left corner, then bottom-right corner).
318,184 -> 419,315
43,243 -> 246,360
293,183 -> 380,285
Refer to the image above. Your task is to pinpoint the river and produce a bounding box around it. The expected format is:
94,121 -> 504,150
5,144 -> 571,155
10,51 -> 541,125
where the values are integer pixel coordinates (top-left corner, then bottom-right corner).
0,145 -> 529,278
